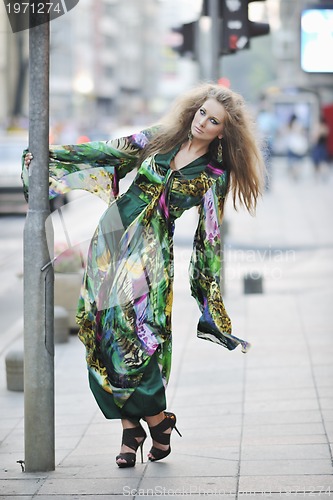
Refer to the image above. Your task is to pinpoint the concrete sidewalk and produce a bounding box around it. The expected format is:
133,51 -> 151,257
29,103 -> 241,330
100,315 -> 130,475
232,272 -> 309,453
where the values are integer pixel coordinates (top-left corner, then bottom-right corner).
0,157 -> 333,499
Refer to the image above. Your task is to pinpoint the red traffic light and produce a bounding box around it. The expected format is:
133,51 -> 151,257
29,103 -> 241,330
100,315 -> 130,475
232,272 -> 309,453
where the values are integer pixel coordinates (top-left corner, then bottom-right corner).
221,0 -> 270,54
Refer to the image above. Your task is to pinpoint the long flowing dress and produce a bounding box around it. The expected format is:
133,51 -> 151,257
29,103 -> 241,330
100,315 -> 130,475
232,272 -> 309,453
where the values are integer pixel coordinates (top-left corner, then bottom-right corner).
22,128 -> 250,419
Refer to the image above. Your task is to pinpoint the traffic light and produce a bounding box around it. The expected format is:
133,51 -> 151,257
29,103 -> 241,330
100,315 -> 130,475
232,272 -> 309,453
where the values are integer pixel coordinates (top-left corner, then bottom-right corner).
171,22 -> 198,59
221,0 -> 270,54
171,0 -> 270,59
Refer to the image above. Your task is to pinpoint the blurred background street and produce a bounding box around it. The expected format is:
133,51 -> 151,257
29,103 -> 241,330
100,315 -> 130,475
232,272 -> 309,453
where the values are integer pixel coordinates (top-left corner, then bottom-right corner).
1,0 -> 333,155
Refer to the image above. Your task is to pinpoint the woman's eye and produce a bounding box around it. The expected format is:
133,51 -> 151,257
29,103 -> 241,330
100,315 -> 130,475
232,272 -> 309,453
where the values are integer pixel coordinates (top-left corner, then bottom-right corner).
200,109 -> 205,115
211,119 -> 218,125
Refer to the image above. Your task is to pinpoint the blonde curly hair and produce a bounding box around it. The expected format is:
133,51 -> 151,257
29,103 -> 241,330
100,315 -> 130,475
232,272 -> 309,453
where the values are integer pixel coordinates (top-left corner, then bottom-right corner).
141,82 -> 265,214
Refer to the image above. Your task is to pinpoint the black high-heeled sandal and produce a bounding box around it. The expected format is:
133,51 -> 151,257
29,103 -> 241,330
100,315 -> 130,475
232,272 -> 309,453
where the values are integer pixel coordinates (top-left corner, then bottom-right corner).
116,422 -> 147,468
148,411 -> 182,462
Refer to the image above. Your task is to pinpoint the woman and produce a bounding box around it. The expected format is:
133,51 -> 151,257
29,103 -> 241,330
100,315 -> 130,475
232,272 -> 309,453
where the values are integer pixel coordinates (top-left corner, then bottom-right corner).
23,83 -> 265,468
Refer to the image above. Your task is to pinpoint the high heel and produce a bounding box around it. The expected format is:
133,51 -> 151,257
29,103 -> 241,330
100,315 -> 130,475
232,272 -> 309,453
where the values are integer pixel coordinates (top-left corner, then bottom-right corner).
148,412 -> 182,462
116,422 -> 147,468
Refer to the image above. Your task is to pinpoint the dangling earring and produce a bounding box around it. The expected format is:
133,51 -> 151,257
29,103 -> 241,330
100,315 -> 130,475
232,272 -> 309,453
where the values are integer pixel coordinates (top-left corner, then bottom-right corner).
217,138 -> 223,163
188,130 -> 193,141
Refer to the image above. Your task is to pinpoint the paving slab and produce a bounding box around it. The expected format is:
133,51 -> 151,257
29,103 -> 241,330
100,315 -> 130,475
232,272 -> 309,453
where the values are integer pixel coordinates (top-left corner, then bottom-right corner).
242,433 -> 328,446
241,443 -> 331,461
240,459 -> 333,476
244,398 -> 320,413
322,410 -> 333,422
0,497 -> 33,500
243,422 -> 326,437
0,477 -> 44,496
143,454 -> 239,477
37,477 -> 141,496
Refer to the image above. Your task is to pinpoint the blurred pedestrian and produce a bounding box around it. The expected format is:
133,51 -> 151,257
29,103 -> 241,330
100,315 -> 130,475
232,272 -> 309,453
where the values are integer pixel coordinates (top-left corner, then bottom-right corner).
257,98 -> 277,190
286,113 -> 308,181
23,83 -> 265,467
310,114 -> 330,182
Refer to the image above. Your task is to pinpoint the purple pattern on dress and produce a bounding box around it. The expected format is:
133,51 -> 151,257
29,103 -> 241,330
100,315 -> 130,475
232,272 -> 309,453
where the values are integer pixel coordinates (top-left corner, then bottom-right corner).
207,162 -> 225,176
132,132 -> 149,149
203,188 -> 219,243
135,294 -> 159,355
158,191 -> 169,219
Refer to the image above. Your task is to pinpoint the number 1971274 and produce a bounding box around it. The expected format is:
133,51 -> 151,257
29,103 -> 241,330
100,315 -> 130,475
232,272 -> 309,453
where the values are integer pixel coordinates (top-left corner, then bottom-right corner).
6,3 -> 62,14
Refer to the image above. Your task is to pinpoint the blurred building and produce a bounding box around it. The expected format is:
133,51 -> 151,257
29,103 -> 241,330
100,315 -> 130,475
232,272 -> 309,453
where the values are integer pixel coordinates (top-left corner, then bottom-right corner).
0,15 -> 28,131
0,0 -> 164,139
1,0 -> 332,140
49,0 -> 163,139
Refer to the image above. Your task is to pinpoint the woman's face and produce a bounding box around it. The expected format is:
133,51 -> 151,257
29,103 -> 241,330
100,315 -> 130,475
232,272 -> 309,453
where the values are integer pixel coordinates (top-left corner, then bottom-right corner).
191,98 -> 226,143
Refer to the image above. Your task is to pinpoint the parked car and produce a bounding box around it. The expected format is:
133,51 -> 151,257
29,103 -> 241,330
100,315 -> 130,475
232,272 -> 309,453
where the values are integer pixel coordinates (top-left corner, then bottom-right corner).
0,136 -> 28,215
0,135 -> 67,215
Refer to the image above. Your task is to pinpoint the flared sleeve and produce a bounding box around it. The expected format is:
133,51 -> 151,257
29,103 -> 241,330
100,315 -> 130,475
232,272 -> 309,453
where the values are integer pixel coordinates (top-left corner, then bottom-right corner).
21,128 -> 155,204
189,173 -> 250,353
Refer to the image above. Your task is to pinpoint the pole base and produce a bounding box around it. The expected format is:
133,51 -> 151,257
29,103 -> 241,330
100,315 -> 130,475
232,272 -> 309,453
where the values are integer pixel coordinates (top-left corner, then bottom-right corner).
243,272 -> 263,294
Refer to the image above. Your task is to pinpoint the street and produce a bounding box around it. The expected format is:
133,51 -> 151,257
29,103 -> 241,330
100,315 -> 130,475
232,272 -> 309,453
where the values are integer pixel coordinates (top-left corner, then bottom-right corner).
0,216 -> 24,346
0,156 -> 333,497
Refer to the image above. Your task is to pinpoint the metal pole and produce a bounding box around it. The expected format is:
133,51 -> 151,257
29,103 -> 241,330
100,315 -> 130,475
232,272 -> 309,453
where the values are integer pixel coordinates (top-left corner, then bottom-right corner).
23,9 -> 54,472
208,0 -> 220,82
207,0 -> 226,295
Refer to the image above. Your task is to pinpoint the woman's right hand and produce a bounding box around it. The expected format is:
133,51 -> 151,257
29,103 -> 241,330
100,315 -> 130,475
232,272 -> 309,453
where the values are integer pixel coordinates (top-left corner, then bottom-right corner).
24,152 -> 33,167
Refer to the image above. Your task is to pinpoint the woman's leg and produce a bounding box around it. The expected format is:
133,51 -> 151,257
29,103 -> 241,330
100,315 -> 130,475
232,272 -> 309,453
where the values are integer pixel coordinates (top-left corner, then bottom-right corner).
145,411 -> 181,462
145,412 -> 170,459
117,419 -> 142,455
116,418 -> 147,467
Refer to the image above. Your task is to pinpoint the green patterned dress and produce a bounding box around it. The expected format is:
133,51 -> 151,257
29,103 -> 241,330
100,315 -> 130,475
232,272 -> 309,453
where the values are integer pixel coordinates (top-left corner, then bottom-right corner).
22,128 -> 250,419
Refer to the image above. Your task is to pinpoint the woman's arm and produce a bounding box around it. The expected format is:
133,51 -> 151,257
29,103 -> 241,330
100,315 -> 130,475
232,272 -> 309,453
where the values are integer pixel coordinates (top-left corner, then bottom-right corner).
189,174 -> 250,353
22,128 -> 156,203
